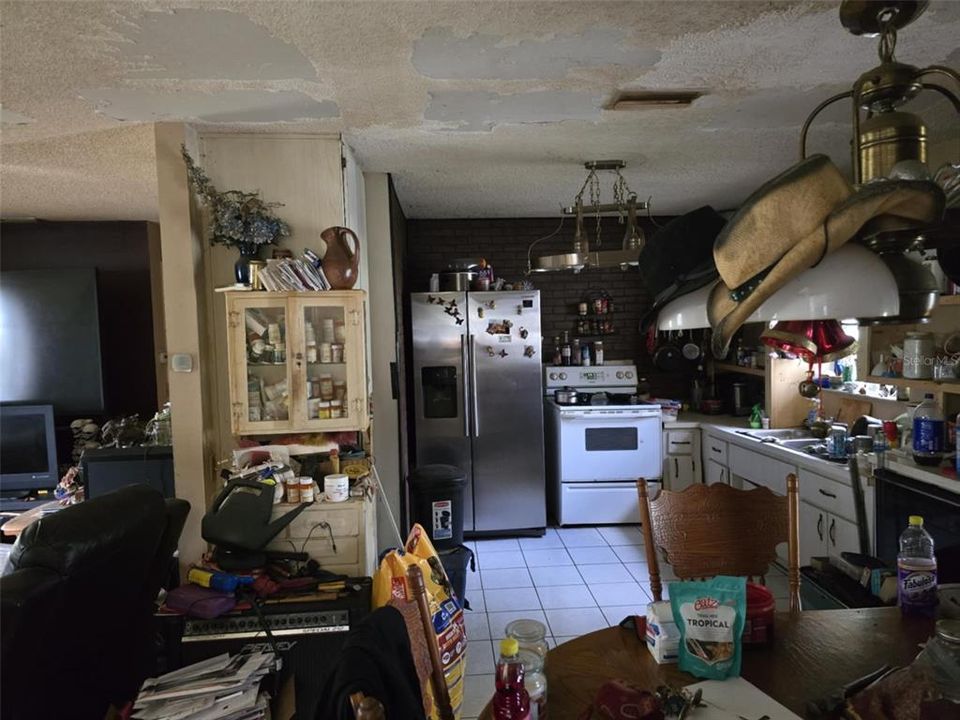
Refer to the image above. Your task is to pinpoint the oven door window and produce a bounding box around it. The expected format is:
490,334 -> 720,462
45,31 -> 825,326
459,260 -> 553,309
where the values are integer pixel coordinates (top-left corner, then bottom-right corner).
584,427 -> 638,452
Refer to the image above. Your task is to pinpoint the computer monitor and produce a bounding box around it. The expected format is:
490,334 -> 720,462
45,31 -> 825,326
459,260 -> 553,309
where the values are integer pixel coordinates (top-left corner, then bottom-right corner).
0,404 -> 58,496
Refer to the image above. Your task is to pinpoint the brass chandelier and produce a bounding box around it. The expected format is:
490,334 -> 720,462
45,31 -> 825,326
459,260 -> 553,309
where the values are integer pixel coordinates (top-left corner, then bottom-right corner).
799,0 -> 959,184
528,160 -> 649,273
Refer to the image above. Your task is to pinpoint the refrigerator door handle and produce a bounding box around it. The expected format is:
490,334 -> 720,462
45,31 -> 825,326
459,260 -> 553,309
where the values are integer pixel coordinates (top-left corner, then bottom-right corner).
460,334 -> 470,438
469,333 -> 480,437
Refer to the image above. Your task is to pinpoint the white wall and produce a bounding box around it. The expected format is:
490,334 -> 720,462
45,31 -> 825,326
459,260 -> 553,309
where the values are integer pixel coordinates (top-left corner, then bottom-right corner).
364,172 -> 404,552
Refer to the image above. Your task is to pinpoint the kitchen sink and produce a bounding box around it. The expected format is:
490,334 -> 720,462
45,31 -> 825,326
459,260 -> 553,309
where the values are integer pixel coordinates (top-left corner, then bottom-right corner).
777,438 -> 823,450
737,428 -> 816,441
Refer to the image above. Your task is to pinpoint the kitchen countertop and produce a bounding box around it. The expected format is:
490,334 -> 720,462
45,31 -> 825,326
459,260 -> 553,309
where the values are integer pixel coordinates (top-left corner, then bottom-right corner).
666,412 -> 959,494
663,411 -> 751,429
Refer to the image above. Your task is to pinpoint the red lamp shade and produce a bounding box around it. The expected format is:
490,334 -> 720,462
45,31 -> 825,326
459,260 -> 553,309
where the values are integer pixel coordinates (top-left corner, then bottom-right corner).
761,320 -> 858,363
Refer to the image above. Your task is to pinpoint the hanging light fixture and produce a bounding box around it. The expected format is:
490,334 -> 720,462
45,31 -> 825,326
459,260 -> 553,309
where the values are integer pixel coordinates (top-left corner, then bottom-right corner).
799,0 -> 958,185
527,160 -> 650,273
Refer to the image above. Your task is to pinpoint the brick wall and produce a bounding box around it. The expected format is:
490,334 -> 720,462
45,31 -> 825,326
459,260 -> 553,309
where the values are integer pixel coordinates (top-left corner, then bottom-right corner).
405,217 -> 691,398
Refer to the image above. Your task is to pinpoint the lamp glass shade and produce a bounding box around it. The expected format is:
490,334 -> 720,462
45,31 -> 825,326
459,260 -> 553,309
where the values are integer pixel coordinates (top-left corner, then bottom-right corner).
657,244 -> 900,330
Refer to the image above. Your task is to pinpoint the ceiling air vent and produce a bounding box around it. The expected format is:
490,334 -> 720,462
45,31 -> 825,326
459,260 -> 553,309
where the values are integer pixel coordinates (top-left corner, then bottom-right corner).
607,90 -> 703,110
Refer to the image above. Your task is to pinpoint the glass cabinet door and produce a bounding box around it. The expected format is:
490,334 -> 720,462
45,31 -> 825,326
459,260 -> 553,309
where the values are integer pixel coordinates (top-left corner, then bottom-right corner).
228,295 -> 293,434
292,292 -> 368,431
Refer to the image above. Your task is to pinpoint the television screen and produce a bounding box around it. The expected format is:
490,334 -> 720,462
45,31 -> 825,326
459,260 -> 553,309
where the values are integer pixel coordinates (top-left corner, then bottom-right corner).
0,404 -> 58,493
0,269 -> 104,414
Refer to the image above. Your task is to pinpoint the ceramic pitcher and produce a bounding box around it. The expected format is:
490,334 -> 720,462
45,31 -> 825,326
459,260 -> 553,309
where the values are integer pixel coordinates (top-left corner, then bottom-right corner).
321,226 -> 360,289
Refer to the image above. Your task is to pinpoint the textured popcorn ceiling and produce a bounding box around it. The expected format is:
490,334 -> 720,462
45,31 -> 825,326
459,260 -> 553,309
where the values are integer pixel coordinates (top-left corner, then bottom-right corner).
1,0 -> 958,221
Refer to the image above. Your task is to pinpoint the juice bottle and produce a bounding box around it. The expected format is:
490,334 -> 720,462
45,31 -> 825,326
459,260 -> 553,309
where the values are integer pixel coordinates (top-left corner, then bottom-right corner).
492,638 -> 531,720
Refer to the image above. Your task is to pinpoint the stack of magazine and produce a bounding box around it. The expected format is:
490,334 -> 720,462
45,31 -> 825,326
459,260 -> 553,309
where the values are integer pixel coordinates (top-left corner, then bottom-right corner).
258,251 -> 330,292
132,651 -> 277,720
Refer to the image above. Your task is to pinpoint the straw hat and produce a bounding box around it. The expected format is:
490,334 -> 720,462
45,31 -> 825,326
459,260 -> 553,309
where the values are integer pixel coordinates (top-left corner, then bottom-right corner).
708,154 -> 944,358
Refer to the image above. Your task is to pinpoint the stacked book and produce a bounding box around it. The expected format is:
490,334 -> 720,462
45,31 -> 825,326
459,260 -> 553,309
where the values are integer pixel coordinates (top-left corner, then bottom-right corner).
132,651 -> 277,720
258,252 -> 331,292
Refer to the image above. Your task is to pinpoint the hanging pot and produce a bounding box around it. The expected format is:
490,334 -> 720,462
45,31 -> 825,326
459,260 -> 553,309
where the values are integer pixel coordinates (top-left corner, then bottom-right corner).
654,331 -> 684,372
681,330 -> 701,361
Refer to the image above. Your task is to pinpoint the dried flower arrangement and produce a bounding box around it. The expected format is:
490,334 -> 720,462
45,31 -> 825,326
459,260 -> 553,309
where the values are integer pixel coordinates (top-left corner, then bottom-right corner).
181,146 -> 290,251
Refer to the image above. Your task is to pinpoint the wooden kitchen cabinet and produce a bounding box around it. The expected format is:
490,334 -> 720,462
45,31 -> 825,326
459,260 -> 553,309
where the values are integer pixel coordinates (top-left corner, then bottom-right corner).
266,494 -> 377,576
225,290 -> 368,435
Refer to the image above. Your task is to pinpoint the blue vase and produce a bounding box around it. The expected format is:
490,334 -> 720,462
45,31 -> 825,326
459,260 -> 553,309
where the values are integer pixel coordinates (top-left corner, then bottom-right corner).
234,243 -> 260,285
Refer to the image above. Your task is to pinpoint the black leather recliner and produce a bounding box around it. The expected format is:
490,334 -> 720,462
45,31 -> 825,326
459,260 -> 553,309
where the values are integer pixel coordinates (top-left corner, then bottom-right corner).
0,484 -> 190,720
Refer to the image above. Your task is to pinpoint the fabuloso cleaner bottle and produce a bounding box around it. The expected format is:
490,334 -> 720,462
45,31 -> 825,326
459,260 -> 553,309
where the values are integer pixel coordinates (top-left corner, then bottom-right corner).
897,515 -> 937,617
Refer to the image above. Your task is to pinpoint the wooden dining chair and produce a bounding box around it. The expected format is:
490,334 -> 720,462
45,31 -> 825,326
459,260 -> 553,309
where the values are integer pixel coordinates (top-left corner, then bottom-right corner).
349,563 -> 456,720
636,474 -> 801,612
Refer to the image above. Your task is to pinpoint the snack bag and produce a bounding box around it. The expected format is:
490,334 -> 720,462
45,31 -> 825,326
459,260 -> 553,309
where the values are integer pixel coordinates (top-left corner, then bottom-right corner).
670,575 -> 746,679
373,524 -> 466,719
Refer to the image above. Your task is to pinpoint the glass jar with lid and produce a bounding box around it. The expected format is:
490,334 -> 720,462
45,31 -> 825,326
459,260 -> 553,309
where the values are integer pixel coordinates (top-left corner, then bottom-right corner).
319,374 -> 334,401
317,401 -> 332,419
330,400 -> 343,418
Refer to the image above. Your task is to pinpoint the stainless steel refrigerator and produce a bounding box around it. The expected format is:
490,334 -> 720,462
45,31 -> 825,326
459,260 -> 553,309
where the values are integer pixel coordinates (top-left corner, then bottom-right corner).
411,291 -> 545,533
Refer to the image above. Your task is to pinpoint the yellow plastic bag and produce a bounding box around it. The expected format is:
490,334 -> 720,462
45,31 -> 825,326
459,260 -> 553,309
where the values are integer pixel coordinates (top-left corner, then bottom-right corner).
373,524 -> 466,719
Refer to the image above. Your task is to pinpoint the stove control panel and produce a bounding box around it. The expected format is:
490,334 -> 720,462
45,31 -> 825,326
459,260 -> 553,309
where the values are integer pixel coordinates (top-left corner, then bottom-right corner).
543,364 -> 638,389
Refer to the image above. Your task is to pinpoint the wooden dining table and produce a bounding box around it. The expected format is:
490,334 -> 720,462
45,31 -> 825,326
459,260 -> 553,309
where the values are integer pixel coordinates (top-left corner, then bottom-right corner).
478,608 -> 936,719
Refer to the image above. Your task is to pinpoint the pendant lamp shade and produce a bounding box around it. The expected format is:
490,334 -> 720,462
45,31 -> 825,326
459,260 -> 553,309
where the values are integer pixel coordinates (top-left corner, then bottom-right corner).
656,244 -> 900,331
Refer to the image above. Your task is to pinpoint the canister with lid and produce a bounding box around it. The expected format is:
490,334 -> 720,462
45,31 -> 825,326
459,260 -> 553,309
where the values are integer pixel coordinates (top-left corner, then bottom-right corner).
319,374 -> 334,401
317,401 -> 332,419
903,332 -> 935,379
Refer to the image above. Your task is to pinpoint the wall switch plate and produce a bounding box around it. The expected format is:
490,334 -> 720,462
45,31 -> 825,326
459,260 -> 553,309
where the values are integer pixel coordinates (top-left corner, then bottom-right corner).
170,353 -> 193,372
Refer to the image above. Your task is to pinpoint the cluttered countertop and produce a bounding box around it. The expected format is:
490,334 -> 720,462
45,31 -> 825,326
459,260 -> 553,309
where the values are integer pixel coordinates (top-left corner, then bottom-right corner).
667,412 -> 959,493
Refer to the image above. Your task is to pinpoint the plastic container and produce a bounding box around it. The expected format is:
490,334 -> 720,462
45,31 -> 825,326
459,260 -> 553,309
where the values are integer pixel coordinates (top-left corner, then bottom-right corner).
493,638 -> 531,720
299,477 -> 315,503
912,393 -> 945,466
284,476 -> 300,503
317,401 -> 331,419
898,515 -> 938,617
408,464 -> 466,550
742,582 -> 775,646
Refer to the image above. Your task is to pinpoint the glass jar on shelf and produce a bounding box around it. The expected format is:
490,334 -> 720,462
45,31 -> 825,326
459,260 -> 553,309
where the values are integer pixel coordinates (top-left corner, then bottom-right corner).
330,400 -> 343,418
319,374 -> 334,401
331,343 -> 344,363
317,401 -> 332,419
333,379 -> 347,401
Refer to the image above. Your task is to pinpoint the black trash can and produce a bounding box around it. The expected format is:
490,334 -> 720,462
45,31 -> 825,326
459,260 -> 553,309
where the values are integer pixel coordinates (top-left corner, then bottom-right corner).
408,464 -> 466,551
439,544 -> 476,610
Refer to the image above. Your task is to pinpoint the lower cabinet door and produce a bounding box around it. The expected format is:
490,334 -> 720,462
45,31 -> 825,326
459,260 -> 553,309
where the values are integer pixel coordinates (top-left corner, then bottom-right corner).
799,500 -> 828,566
666,455 -> 696,492
827,513 -> 861,558
705,459 -> 727,486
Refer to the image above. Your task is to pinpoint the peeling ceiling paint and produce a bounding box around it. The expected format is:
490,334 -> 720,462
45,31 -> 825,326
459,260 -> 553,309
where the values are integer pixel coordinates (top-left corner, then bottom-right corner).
115,9 -> 318,81
0,106 -> 33,125
425,90 -> 601,131
79,88 -> 339,123
0,0 -> 957,222
413,27 -> 661,80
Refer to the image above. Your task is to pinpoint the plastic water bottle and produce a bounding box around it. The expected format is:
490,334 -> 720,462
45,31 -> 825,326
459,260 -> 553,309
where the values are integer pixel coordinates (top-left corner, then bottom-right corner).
493,638 -> 531,720
897,515 -> 938,617
912,393 -> 945,467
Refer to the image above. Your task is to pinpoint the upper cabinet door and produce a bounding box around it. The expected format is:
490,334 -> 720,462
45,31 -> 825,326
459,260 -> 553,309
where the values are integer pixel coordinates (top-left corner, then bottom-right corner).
226,290 -> 368,436
227,295 -> 294,435
291,291 -> 369,433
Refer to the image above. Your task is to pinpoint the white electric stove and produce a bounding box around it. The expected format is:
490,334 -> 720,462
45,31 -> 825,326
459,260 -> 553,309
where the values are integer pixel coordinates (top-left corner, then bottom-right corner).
543,364 -> 662,525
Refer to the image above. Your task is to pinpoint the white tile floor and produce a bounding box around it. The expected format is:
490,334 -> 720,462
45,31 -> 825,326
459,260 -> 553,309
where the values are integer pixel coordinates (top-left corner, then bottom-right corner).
458,525 -> 791,719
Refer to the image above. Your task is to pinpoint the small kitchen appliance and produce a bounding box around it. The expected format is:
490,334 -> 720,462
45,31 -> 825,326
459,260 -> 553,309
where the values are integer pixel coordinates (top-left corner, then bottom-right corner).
543,364 -> 662,525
